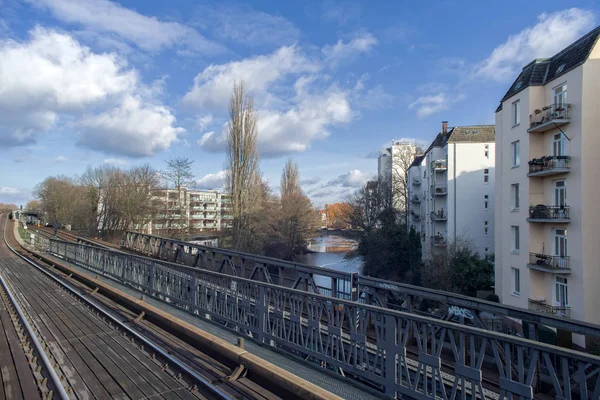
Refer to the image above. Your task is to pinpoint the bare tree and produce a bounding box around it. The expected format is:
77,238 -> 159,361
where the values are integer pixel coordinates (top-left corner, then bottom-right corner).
277,159 -> 319,259
391,144 -> 420,224
344,177 -> 393,232
161,157 -> 195,238
280,158 -> 301,198
34,176 -> 84,228
226,81 -> 260,250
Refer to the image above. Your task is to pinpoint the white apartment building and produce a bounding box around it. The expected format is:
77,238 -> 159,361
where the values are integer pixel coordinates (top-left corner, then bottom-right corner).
494,27 -> 600,334
378,141 -> 419,211
149,187 -> 232,235
408,122 -> 495,260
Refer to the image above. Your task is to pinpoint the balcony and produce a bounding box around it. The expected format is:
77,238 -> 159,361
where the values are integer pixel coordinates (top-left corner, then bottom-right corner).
527,252 -> 570,274
434,186 -> 447,196
413,178 -> 421,186
410,210 -> 421,221
528,104 -> 571,133
411,195 -> 421,203
432,160 -> 447,171
528,298 -> 571,318
431,235 -> 447,247
431,210 -> 447,222
527,205 -> 570,223
527,156 -> 570,177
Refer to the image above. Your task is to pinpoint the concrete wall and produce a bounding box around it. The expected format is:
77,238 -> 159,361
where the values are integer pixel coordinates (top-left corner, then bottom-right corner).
581,51 -> 600,325
495,58 -> 597,328
449,142 -> 495,256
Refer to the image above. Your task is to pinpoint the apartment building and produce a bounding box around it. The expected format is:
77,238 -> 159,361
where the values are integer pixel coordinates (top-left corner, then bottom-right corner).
407,122 -> 495,260
494,27 -> 600,334
378,140 -> 419,211
149,187 -> 232,235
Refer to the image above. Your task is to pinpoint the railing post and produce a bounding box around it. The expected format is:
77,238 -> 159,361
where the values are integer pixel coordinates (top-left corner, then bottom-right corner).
384,313 -> 397,398
256,285 -> 265,343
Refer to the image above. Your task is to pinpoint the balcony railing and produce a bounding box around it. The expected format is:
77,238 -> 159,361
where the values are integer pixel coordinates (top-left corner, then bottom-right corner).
528,103 -> 571,133
527,156 -> 570,177
431,235 -> 447,247
432,160 -> 447,171
528,252 -> 570,273
528,298 -> 571,318
431,210 -> 447,221
434,186 -> 447,196
527,205 -> 570,222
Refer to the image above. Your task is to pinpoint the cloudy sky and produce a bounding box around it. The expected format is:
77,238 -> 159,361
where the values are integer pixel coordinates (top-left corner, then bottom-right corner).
1,0 -> 598,207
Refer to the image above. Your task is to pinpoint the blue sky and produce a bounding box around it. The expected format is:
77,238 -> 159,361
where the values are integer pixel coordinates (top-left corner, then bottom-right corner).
1,0 -> 598,207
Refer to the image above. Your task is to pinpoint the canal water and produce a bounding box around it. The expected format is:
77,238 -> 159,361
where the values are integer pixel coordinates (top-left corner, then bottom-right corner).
294,234 -> 363,291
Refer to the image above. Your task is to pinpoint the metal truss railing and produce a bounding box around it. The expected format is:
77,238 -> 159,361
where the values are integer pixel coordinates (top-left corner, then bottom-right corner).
122,231 -> 355,300
45,238 -> 600,399
121,231 -> 600,340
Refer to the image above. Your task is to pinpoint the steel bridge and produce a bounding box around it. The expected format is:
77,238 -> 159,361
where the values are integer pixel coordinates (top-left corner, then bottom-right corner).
122,231 -> 600,339
33,232 -> 600,399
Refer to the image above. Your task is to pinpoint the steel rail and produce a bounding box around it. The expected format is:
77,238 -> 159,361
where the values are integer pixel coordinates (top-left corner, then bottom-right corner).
8,219 -> 235,400
2,216 -> 70,400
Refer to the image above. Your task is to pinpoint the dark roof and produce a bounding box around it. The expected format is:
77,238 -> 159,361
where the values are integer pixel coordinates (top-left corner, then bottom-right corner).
409,154 -> 424,169
422,125 -> 495,155
499,26 -> 600,104
447,125 -> 495,143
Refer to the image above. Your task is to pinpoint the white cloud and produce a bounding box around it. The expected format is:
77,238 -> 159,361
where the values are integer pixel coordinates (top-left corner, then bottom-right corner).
103,158 -> 128,165
26,0 -> 226,54
195,115 -> 213,130
194,4 -> 300,47
409,92 -> 465,119
198,84 -> 353,156
475,8 -> 596,82
320,1 -> 361,26
186,39 -> 385,156
54,155 -> 67,162
356,85 -> 394,110
323,33 -> 377,65
327,169 -> 370,187
0,187 -> 21,195
409,93 -> 450,118
77,95 -> 184,157
182,45 -> 318,110
196,170 -> 227,189
0,28 -> 184,155
301,176 -> 321,186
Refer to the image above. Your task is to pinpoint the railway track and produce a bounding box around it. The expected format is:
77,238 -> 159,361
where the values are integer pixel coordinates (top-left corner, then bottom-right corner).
2,215 -> 293,400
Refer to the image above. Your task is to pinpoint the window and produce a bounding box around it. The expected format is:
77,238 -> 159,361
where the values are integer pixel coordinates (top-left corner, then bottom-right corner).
511,184 -> 520,210
484,194 -> 489,209
484,144 -> 490,158
511,226 -> 520,253
512,100 -> 520,126
484,247 -> 489,253
511,141 -> 520,167
512,268 -> 520,295
484,221 -> 489,236
553,133 -> 566,157
555,277 -> 568,306
555,229 -> 567,258
484,169 -> 489,184
553,82 -> 567,107
554,180 -> 567,207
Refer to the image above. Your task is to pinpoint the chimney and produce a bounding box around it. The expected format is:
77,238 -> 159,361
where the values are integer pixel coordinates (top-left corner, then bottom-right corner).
442,121 -> 448,133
